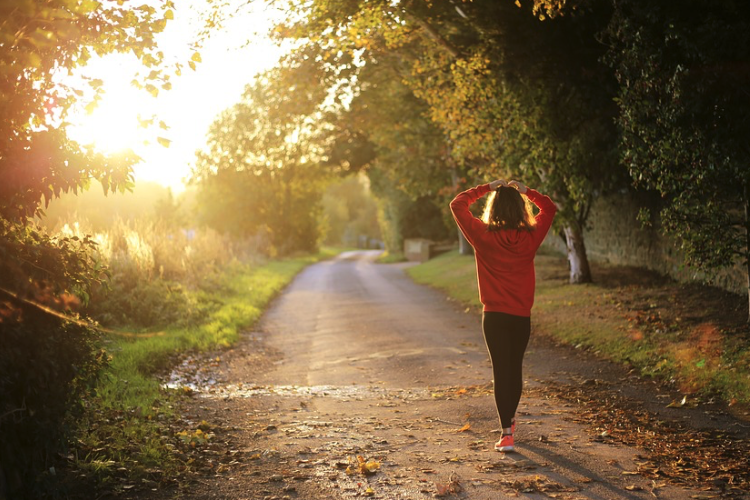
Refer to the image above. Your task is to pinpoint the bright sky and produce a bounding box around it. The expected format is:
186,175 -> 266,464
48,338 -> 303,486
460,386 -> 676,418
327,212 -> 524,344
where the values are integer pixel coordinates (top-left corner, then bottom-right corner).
66,1 -> 286,192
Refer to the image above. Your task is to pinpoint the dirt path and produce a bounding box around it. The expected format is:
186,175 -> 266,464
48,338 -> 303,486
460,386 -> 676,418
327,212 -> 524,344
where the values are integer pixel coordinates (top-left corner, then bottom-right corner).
160,251 -> 750,500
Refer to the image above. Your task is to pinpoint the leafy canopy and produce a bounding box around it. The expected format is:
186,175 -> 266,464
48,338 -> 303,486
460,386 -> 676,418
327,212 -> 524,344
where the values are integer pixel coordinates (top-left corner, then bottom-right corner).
606,0 -> 750,272
1,0 -> 174,300
192,61 -> 331,255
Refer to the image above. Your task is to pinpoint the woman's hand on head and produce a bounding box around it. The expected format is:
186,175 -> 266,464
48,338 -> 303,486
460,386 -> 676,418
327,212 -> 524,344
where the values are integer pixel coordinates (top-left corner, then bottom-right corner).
509,180 -> 528,193
489,179 -> 509,190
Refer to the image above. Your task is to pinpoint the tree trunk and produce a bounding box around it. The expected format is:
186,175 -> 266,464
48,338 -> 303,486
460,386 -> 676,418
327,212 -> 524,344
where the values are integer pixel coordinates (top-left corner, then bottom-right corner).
562,222 -> 592,284
449,160 -> 473,256
458,229 -> 473,255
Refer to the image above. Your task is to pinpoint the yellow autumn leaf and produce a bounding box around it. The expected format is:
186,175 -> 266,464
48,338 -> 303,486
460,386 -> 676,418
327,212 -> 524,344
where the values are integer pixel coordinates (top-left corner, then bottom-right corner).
191,52 -> 202,63
455,423 -> 471,433
144,83 -> 159,97
28,52 -> 42,68
157,137 -> 171,148
84,101 -> 98,115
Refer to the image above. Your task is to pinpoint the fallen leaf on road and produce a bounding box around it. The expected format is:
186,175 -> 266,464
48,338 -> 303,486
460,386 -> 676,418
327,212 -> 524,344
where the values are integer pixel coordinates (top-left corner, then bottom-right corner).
435,472 -> 462,497
667,395 -> 689,408
345,455 -> 380,476
453,423 -> 471,433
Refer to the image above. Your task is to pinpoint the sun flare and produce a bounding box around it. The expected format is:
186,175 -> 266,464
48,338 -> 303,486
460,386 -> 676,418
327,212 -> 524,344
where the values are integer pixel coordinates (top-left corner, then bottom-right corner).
67,83 -> 147,155
63,1 -> 285,192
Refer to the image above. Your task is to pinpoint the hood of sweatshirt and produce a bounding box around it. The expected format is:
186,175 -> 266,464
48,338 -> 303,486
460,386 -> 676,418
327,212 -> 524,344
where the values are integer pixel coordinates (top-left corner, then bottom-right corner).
485,228 -> 537,255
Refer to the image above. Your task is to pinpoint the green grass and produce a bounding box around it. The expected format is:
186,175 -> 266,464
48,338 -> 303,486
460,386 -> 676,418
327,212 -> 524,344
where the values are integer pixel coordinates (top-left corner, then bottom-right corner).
407,250 -> 750,405
376,250 -> 406,263
407,250 -> 481,307
98,257 -> 325,411
75,248 -> 340,485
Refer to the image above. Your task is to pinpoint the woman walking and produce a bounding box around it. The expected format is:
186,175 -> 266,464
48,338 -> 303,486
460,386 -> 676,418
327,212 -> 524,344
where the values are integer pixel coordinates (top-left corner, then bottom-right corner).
450,179 -> 557,452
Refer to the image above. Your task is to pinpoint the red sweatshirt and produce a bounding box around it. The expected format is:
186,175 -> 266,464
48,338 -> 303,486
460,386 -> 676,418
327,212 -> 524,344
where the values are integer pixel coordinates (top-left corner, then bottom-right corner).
450,184 -> 557,317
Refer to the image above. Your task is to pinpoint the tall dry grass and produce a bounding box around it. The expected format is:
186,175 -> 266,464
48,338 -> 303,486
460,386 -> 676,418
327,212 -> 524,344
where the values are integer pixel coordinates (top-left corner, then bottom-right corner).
57,219 -> 268,328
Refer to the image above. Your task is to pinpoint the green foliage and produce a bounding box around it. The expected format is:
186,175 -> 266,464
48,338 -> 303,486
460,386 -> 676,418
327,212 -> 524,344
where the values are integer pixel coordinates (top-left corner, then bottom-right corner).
605,0 -> 750,274
409,250 -> 750,403
0,0 -> 174,222
0,218 -> 107,304
0,304 -> 105,499
269,26 -> 458,253
350,55 -> 456,251
272,0 -> 622,281
52,217 -> 247,329
367,169 -> 452,253
192,69 -> 330,256
89,278 -> 200,330
73,251 -> 333,489
0,0 -> 176,493
321,174 -> 381,246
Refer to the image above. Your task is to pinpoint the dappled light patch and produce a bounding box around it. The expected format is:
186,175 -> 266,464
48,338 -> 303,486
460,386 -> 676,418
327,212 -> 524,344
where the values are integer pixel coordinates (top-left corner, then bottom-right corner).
693,323 -> 724,355
536,254 -> 750,404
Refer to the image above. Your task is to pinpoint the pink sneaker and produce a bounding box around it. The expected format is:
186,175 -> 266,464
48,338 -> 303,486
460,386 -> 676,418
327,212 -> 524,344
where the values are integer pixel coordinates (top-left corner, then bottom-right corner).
495,434 -> 514,452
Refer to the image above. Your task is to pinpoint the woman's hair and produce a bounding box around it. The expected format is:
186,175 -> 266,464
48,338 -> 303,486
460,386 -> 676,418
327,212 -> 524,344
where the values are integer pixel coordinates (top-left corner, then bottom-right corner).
481,186 -> 536,231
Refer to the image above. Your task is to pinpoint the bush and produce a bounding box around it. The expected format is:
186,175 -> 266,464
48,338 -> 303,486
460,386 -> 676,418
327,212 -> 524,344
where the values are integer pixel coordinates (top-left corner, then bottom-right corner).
0,302 -> 105,499
57,219 -> 253,330
87,278 -> 201,329
0,218 -> 110,498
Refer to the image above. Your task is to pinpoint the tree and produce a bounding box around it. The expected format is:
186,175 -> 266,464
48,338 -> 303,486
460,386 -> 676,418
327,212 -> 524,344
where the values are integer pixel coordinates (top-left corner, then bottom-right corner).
1,0 -> 174,222
606,0 -> 750,320
192,68 -> 330,255
238,32 -> 457,255
320,174 -> 381,247
0,0 -> 175,494
402,1 -> 621,283
273,0 -> 623,283
1,0 -> 177,302
343,53 -> 456,253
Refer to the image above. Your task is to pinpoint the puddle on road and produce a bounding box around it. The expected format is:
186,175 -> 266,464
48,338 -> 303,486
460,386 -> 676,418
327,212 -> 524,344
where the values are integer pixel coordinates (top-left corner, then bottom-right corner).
166,380 -> 431,401
162,355 -> 431,400
163,351 -> 438,401
162,352 -> 476,402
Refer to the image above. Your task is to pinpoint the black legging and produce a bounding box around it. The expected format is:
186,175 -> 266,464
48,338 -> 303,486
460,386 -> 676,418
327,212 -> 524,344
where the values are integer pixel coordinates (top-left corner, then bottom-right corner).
482,311 -> 531,429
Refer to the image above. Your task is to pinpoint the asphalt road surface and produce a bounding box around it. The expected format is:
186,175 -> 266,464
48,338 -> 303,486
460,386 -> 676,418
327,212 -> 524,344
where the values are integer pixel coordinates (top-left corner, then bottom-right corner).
166,250 -> 743,500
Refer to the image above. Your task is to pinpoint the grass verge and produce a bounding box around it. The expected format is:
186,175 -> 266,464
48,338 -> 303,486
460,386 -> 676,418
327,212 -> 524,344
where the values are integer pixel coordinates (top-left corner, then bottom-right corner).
67,248 -> 340,494
407,249 -> 750,407
376,250 -> 406,263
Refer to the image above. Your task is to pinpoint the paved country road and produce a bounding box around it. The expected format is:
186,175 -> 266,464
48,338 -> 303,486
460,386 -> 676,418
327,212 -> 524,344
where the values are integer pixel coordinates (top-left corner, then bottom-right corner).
160,251 -> 749,500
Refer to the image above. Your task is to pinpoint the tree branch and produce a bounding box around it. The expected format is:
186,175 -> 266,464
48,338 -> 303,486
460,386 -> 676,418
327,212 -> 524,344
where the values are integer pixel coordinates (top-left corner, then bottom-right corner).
0,399 -> 26,423
0,286 -> 165,339
401,4 -> 462,59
